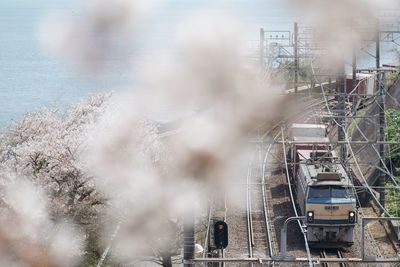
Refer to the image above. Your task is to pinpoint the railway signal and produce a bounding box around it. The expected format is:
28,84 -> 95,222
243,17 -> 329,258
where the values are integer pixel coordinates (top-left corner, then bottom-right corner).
214,221 -> 228,249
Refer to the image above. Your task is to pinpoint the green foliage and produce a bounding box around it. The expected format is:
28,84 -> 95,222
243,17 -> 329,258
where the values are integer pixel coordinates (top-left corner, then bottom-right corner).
387,184 -> 400,217
385,109 -> 400,216
280,60 -> 315,87
385,109 -> 400,166
347,107 -> 369,136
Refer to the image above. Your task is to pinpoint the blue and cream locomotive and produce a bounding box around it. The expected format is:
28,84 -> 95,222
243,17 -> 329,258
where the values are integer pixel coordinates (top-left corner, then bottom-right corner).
289,124 -> 357,247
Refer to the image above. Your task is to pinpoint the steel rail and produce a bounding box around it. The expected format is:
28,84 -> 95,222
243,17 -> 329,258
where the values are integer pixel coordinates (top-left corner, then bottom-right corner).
214,90 -> 332,265
281,127 -> 313,267
246,150 -> 256,261
255,96 -> 331,264
320,249 -> 329,267
337,249 -> 350,267
270,140 -> 400,145
202,204 -> 213,262
311,62 -> 386,262
319,249 -> 350,267
258,94 -> 334,265
261,132 -> 281,261
245,143 -> 276,266
190,256 -> 400,263
197,74 -> 354,265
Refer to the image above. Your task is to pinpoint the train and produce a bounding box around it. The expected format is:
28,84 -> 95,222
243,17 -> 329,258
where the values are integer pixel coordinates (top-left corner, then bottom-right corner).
288,123 -> 357,248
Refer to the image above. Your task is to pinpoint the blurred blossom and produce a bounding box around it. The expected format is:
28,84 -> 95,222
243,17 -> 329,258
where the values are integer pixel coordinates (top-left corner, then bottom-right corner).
283,0 -> 400,70
0,175 -> 83,267
48,222 -> 84,266
38,0 -> 161,70
2,177 -> 48,242
0,94 -> 109,266
82,13 -> 284,263
84,101 -> 191,260
141,15 -> 285,124
84,0 -> 161,28
12,0 -> 400,264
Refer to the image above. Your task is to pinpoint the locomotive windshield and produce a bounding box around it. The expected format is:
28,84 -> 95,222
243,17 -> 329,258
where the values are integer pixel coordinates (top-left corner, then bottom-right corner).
308,185 -> 354,202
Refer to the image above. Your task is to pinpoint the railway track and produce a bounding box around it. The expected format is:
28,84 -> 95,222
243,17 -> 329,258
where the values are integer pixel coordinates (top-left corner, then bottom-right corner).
225,146 -> 270,266
261,95 -> 335,265
222,70 -> 397,267
224,131 -> 284,266
261,136 -> 281,260
257,96 -> 332,266
262,135 -> 294,266
319,249 -> 349,267
203,93 -> 371,267
224,167 -> 253,266
247,146 -> 269,260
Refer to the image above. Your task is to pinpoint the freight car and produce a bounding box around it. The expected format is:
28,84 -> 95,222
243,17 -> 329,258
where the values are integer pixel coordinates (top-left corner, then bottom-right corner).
289,123 -> 357,247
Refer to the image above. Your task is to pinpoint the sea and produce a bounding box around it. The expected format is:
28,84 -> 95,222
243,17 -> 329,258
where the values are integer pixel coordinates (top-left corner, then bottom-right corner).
1,0 -> 398,128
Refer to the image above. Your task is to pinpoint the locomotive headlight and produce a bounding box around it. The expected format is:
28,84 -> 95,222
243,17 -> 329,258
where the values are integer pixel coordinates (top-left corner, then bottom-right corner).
348,211 -> 356,223
307,211 -> 314,223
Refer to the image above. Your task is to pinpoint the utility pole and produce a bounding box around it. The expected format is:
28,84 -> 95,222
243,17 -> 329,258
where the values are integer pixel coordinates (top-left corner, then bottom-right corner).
337,62 -> 347,163
294,22 -> 299,93
260,28 -> 265,72
183,211 -> 195,267
376,18 -> 386,212
378,72 -> 386,211
352,41 -> 357,113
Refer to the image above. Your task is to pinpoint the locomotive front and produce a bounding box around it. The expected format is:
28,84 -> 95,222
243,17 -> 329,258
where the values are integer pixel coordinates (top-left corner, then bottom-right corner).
304,170 -> 357,247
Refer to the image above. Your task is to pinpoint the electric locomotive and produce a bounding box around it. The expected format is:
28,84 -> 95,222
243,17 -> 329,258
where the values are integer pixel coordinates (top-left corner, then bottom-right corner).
289,124 -> 357,247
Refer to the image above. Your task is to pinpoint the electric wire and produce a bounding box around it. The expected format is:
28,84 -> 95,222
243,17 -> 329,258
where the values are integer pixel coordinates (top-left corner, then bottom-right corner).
310,63 -> 385,262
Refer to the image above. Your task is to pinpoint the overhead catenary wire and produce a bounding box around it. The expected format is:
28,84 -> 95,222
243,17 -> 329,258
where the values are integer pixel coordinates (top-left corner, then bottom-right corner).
311,63 -> 386,262
311,62 -> 392,215
351,115 -> 399,187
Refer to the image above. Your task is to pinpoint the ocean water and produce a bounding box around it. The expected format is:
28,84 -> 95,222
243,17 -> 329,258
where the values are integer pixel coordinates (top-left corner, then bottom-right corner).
0,0 -> 397,128
0,0 -> 306,128
0,0 -> 135,127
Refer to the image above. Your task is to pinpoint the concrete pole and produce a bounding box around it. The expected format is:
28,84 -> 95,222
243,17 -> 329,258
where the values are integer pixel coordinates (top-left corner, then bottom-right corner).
260,28 -> 265,72
294,22 -> 299,93
378,72 -> 386,211
352,42 -> 357,113
375,19 -> 386,211
337,62 -> 347,163
277,216 -> 304,260
183,211 -> 195,267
